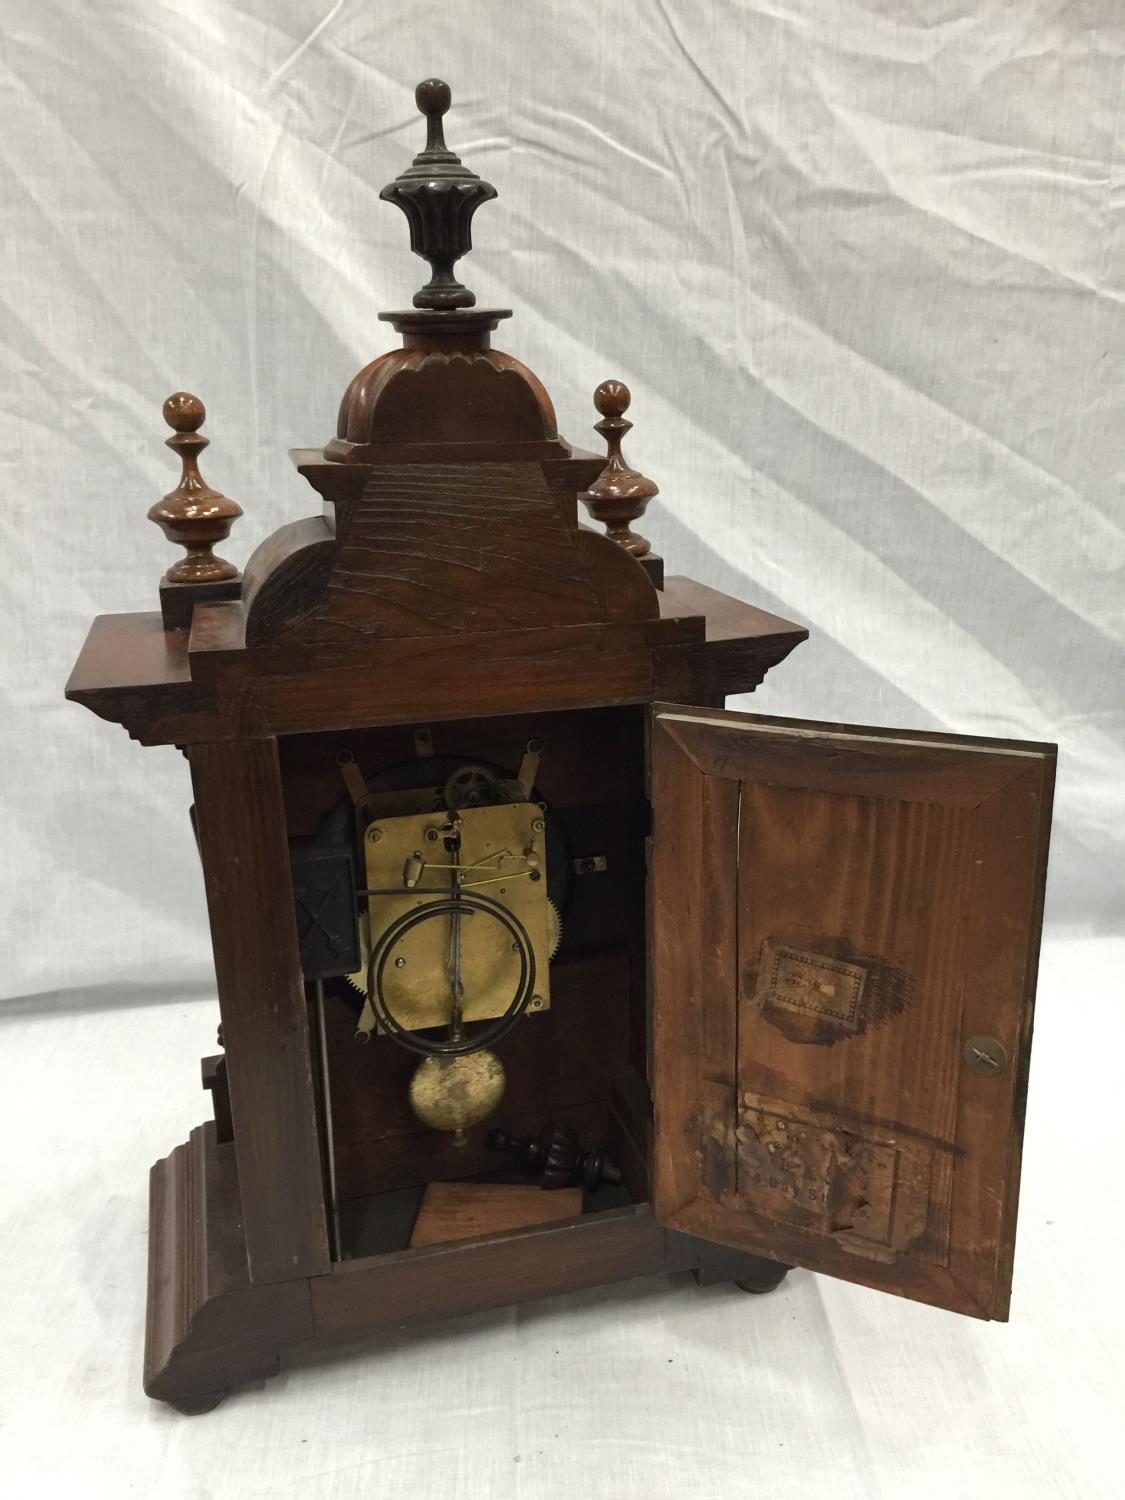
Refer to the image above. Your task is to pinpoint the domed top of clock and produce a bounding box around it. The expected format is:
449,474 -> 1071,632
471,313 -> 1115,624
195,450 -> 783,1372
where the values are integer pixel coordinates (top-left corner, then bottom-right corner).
330,80 -> 565,461
380,78 -> 498,312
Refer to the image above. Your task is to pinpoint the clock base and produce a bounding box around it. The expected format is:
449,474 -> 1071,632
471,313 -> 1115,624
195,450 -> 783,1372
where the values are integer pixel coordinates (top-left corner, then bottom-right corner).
144,1121 -> 792,1412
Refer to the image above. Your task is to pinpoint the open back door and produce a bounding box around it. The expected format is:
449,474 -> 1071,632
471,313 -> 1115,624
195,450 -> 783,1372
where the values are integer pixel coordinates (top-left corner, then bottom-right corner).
650,705 -> 1054,1318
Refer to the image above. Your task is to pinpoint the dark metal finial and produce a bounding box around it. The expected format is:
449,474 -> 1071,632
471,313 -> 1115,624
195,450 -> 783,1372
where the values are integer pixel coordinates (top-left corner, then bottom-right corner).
415,78 -> 454,160
380,79 -> 497,311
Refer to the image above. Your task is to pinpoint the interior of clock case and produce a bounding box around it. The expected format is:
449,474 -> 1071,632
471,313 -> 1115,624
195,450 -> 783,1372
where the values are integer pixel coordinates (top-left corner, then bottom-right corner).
278,704 -> 653,1262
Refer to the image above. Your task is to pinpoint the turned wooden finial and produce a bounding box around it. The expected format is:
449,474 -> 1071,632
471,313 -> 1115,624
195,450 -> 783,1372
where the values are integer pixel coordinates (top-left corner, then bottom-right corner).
148,393 -> 242,584
579,380 -> 658,558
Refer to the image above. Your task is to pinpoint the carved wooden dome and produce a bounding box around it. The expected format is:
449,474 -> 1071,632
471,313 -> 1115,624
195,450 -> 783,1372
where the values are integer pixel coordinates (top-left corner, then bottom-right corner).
328,87 -> 561,462
331,324 -> 561,460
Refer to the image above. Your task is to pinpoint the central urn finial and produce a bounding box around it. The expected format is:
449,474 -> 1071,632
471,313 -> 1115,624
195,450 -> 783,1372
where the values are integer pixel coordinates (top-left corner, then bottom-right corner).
380,79 -> 497,311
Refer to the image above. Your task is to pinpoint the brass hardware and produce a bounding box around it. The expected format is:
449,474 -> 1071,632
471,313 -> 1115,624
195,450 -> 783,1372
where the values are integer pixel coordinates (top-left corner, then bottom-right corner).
408,1050 -> 506,1134
351,800 -> 552,1035
516,739 -> 543,798
963,1036 -> 1009,1076
444,764 -> 500,810
573,854 -> 607,875
336,749 -> 368,805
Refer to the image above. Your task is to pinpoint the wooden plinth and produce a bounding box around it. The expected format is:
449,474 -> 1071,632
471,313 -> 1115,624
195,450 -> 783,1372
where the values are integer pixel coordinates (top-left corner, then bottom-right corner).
144,1122 -> 789,1411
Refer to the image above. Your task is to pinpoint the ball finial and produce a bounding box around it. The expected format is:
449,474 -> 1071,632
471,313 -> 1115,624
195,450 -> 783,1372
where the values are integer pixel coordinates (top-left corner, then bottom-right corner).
415,78 -> 451,119
148,393 -> 242,591
163,391 -> 206,433
593,379 -> 630,421
579,378 -> 658,558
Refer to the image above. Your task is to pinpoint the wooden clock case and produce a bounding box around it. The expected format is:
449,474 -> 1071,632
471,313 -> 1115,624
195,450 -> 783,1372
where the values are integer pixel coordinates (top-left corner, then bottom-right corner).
66,82 -> 1054,1414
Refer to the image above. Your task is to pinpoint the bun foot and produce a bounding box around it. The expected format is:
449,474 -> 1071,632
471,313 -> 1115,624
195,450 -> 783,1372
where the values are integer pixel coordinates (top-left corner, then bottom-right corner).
169,1390 -> 226,1415
735,1263 -> 791,1295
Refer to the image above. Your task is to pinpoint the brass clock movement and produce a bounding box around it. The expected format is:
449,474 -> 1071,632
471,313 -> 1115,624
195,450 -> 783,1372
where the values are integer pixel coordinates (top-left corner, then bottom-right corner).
310,737 -> 563,1135
67,80 -> 1054,1414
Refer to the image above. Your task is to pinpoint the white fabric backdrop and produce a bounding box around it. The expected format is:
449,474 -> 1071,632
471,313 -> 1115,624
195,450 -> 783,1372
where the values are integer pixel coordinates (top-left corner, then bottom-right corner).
2,2 -> 1123,1496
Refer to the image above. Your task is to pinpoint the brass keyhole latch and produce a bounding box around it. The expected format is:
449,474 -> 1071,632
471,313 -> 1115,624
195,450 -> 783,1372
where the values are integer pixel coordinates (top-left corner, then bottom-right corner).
962,1036 -> 1009,1076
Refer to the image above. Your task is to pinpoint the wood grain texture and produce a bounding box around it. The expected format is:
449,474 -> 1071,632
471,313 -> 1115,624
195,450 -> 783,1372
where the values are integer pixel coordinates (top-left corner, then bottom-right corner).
142,1124 -> 680,1408
309,1206 -> 671,1348
335,347 -> 560,449
409,1182 -> 584,1247
650,704 -> 1054,1319
189,738 -> 331,1285
245,461 -> 661,649
65,578 -> 807,747
144,1124 -> 313,1404
654,577 -> 808,702
240,517 -> 337,646
313,462 -> 604,640
140,1121 -> 817,1408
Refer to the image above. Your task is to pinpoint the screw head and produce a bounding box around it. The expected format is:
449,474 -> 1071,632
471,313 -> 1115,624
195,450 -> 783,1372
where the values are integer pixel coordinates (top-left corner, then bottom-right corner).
368,827 -> 382,843
395,957 -> 406,969
528,995 -> 544,1011
963,1035 -> 1009,1075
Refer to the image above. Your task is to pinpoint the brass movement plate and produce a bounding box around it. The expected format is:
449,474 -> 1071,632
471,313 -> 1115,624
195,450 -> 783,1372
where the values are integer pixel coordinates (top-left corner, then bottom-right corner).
352,800 -> 551,1034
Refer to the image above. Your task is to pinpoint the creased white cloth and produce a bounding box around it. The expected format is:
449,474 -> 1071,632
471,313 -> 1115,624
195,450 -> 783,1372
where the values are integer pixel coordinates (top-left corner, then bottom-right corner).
1,2 -> 1122,1495
1,938 -> 1122,1499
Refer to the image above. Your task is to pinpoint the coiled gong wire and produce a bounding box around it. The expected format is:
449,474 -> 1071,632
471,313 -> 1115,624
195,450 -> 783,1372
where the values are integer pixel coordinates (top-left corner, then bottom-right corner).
365,888 -> 536,1057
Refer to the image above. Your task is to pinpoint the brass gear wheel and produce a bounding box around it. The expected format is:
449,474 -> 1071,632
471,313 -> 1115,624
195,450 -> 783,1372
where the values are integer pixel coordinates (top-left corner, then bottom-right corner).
546,898 -> 562,959
443,764 -> 500,810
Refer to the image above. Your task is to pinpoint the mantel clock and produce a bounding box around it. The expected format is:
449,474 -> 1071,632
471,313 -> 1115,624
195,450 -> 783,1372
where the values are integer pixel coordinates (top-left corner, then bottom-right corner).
66,81 -> 1055,1414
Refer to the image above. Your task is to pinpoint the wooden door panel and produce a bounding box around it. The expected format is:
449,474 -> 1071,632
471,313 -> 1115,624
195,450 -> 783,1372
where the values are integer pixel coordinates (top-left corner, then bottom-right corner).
650,706 -> 1054,1319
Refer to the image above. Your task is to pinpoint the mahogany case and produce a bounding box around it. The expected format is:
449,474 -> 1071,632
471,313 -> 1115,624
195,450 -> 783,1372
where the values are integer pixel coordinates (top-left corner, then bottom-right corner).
64,80 -> 1054,1412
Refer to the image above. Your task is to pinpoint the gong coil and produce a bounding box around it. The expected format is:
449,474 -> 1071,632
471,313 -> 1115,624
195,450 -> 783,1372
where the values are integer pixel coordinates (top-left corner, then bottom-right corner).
365,890 -> 537,1057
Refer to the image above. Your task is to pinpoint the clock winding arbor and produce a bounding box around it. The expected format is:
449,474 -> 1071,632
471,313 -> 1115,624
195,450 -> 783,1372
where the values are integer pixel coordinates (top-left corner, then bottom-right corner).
66,83 -> 1055,1414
